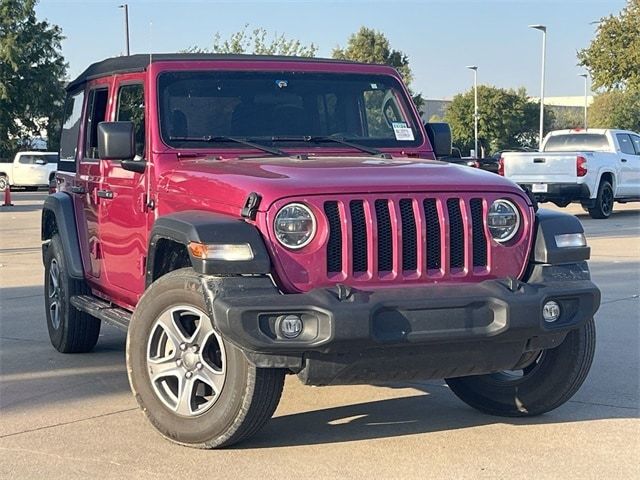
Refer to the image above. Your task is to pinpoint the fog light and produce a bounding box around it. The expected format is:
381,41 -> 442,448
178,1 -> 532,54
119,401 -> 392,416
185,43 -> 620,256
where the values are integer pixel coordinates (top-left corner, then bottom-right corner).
543,301 -> 561,323
277,314 -> 303,339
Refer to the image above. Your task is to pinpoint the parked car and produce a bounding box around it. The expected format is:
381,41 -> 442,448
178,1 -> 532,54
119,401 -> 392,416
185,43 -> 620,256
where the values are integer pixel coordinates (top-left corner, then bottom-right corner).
500,129 -> 640,218
42,53 -> 599,449
0,151 -> 58,191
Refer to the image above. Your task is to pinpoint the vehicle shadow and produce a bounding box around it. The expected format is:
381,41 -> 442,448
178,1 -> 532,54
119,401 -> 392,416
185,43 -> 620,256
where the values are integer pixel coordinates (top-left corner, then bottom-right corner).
242,382 -> 637,449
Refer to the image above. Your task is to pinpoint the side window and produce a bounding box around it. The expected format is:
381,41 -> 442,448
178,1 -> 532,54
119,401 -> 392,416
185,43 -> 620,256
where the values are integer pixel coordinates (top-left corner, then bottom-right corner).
84,88 -> 109,160
116,84 -> 145,158
59,90 -> 85,170
617,134 -> 636,155
630,135 -> 640,155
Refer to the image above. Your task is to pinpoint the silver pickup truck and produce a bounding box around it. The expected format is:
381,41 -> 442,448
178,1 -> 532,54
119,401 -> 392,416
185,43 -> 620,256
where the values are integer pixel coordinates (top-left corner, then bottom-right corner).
500,129 -> 640,218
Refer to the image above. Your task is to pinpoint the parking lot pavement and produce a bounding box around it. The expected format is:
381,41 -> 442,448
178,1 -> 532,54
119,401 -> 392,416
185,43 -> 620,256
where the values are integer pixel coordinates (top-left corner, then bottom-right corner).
1,192 -> 638,479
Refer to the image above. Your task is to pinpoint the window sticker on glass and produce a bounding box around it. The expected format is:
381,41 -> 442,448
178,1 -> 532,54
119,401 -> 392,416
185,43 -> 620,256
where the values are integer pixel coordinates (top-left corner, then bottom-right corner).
392,122 -> 414,141
370,83 -> 378,90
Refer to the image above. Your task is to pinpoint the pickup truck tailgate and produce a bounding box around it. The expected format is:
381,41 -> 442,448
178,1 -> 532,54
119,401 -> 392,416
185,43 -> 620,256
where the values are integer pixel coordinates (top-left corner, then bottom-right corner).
502,152 -> 578,183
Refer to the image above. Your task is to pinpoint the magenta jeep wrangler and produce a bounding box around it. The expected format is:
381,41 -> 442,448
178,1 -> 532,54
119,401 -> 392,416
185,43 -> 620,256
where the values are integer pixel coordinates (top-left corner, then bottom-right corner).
42,54 -> 600,448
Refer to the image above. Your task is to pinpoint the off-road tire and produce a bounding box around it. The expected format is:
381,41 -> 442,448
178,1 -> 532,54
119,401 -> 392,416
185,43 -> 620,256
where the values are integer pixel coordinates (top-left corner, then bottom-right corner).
44,234 -> 101,353
126,268 -> 285,448
445,317 -> 596,417
588,180 -> 614,219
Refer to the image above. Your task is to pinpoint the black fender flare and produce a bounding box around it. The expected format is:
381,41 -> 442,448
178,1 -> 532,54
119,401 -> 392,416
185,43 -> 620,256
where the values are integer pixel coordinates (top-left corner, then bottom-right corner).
532,208 -> 590,265
41,192 -> 84,279
147,211 -> 271,287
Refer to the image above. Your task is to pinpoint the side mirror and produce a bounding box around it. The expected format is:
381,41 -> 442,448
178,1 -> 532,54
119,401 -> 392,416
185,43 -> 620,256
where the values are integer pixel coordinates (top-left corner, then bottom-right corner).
98,121 -> 135,160
97,121 -> 145,173
424,122 -> 452,159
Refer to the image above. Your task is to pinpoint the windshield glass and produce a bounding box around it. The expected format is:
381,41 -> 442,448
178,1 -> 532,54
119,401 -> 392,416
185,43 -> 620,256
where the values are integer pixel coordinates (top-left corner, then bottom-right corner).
543,134 -> 610,152
158,71 -> 423,149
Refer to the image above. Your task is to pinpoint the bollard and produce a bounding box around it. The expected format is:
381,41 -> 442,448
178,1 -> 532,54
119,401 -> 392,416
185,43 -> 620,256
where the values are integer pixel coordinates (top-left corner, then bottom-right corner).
2,184 -> 13,207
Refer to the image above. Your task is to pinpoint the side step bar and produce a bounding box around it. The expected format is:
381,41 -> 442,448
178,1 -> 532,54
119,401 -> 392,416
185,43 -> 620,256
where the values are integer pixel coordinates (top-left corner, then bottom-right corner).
70,295 -> 131,331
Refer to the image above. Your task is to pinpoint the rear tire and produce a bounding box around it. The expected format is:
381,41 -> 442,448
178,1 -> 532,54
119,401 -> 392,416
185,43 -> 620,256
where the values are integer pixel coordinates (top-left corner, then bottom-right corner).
588,181 -> 614,219
126,268 -> 285,448
44,234 -> 101,353
445,318 -> 595,417
0,175 -> 8,192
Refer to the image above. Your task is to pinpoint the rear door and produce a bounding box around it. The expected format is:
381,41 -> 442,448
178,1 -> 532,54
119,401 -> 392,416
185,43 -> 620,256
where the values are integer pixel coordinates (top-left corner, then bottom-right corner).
77,83 -> 111,281
616,133 -> 637,196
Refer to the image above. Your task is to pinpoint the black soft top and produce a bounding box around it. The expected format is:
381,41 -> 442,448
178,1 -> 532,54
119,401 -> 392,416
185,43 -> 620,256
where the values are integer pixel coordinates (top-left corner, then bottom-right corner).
66,53 -> 363,92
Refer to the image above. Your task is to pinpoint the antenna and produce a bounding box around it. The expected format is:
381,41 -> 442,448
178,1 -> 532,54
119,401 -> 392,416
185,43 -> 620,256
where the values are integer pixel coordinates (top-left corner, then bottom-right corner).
149,21 -> 153,64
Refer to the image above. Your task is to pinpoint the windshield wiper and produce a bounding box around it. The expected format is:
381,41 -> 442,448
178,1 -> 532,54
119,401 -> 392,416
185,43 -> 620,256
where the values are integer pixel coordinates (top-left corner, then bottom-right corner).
270,135 -> 391,158
168,135 -> 288,157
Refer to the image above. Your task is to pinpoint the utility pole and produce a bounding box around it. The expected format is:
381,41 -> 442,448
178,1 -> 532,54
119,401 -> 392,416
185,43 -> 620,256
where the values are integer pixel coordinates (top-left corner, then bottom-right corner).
466,66 -> 479,158
119,4 -> 130,56
579,73 -> 589,129
529,24 -> 547,150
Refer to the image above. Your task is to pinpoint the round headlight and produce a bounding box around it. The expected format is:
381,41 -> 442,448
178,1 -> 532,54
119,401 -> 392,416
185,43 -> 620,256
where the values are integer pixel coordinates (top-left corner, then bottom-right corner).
488,199 -> 520,243
274,203 -> 316,249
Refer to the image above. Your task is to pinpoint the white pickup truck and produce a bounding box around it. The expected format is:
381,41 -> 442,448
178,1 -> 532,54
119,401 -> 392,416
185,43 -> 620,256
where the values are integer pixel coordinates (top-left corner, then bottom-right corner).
500,129 -> 640,219
0,151 -> 58,191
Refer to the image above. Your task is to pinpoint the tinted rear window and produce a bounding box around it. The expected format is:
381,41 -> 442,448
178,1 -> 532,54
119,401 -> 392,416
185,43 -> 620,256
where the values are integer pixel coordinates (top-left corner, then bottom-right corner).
543,134 -> 609,152
17,154 -> 58,164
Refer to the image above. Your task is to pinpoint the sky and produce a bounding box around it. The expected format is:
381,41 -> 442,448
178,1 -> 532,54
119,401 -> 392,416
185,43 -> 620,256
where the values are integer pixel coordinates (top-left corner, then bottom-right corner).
36,0 -> 626,99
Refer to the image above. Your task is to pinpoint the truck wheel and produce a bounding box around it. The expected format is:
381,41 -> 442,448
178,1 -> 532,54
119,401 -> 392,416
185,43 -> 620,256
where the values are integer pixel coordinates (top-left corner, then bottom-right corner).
588,181 -> 614,219
126,268 -> 285,448
44,234 -> 101,353
445,317 -> 595,417
0,175 -> 8,191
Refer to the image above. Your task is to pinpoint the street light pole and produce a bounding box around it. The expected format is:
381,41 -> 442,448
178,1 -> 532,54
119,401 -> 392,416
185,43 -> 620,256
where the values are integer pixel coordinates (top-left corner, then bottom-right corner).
529,24 -> 547,150
119,4 -> 130,56
579,73 -> 588,129
466,65 -> 479,158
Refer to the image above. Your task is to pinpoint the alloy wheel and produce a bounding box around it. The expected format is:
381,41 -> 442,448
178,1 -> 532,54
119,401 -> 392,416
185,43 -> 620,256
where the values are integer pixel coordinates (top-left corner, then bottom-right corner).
146,305 -> 226,417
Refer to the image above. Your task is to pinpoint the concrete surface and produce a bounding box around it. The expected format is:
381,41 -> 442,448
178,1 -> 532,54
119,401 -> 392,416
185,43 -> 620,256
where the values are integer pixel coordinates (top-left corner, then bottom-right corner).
1,192 -> 638,479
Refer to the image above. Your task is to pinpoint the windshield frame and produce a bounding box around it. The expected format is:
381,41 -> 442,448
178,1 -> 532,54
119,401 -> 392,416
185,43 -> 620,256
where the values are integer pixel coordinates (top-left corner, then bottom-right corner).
154,65 -> 427,154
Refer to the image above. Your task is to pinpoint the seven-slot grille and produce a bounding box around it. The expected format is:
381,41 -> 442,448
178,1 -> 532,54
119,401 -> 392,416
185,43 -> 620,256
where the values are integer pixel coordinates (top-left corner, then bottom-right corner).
324,196 -> 489,279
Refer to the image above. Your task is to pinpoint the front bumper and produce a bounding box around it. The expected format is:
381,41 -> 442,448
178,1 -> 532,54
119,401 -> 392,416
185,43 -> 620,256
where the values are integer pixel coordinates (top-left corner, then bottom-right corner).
201,264 -> 599,385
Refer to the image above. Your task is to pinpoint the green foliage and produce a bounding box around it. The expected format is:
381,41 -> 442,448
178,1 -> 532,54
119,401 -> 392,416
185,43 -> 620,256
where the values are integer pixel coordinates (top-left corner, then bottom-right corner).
0,0 -> 67,157
332,27 -> 423,110
578,0 -> 640,91
549,107 -> 585,131
186,24 -> 318,57
588,87 -> 640,131
444,85 -> 554,155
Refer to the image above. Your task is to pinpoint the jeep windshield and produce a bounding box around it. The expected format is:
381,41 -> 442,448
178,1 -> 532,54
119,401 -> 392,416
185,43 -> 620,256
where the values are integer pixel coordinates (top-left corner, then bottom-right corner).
158,71 -> 423,151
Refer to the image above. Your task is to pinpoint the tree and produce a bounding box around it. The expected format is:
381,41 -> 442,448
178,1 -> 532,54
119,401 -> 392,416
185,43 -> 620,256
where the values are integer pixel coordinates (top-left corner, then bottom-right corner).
578,0 -> 640,91
588,88 -> 640,131
332,27 -> 423,110
187,24 -> 318,57
444,85 -> 554,155
548,107 -> 584,131
0,0 -> 67,158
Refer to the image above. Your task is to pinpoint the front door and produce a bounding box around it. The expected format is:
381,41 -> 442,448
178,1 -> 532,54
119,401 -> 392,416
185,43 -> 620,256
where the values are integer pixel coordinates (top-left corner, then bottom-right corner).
98,79 -> 149,304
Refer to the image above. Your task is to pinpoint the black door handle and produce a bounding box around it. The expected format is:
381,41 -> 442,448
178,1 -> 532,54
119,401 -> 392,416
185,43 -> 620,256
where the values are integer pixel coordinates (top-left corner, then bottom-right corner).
97,190 -> 114,199
70,185 -> 85,194
621,158 -> 627,163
